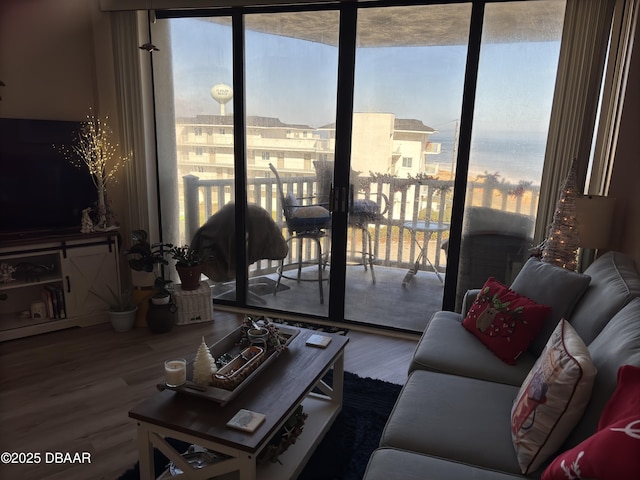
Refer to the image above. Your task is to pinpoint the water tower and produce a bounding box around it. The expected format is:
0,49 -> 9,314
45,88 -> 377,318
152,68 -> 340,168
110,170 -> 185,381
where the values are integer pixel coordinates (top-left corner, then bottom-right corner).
210,83 -> 233,116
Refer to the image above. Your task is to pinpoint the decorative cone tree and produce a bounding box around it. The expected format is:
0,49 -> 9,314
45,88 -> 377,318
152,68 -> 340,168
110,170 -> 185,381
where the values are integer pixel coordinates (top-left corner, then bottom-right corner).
193,336 -> 218,386
541,158 -> 580,271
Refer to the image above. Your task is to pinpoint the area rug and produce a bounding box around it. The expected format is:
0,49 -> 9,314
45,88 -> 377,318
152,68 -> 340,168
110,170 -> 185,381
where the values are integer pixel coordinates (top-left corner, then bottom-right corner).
118,372 -> 401,480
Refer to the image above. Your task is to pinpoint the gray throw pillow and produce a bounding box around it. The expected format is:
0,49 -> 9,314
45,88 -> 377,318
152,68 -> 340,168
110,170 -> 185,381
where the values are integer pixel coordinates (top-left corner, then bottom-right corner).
510,257 -> 590,355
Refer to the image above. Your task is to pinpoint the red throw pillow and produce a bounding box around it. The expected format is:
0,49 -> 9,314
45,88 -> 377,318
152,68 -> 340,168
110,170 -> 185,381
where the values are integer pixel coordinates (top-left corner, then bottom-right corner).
462,277 -> 552,364
542,365 -> 640,480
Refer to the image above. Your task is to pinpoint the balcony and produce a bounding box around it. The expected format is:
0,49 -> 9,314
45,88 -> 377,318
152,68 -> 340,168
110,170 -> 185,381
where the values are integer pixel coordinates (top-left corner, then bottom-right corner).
183,173 -> 539,332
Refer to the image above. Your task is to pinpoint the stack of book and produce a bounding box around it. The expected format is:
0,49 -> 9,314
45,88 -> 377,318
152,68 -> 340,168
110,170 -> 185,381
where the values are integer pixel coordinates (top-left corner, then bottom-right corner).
41,285 -> 66,319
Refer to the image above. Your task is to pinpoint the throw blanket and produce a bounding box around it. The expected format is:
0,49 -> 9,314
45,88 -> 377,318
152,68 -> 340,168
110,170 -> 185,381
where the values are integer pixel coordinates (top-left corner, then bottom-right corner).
190,203 -> 288,282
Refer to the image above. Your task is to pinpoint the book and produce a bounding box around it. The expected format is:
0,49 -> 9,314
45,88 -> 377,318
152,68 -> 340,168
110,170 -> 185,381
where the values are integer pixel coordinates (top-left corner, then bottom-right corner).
306,334 -> 332,348
226,409 -> 266,433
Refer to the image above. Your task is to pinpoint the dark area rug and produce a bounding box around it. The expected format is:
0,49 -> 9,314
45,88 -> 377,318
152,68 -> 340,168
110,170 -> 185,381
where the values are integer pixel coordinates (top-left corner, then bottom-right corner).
118,372 -> 401,480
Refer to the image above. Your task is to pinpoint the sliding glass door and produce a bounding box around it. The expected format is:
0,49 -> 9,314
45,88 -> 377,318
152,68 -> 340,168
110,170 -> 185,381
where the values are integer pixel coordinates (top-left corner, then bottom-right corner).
344,3 -> 470,329
242,11 -> 339,315
453,1 -> 565,311
151,0 -> 567,332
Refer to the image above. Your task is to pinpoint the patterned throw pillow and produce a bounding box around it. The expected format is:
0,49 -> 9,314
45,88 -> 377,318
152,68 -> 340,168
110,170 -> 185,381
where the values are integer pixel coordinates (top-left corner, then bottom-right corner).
542,365 -> 640,480
462,277 -> 552,364
511,320 -> 597,474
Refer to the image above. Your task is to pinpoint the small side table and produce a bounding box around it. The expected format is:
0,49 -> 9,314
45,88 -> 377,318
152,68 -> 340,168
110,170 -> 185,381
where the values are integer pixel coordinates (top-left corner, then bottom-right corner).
174,282 -> 213,325
402,221 -> 448,286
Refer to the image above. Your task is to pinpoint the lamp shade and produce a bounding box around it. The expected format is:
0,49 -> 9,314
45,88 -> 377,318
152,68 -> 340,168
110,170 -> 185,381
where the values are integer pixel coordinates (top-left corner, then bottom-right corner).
575,195 -> 616,249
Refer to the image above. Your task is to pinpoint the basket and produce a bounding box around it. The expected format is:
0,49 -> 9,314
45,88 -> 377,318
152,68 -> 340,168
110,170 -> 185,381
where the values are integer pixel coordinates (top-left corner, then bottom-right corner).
174,282 -> 213,325
210,346 -> 266,390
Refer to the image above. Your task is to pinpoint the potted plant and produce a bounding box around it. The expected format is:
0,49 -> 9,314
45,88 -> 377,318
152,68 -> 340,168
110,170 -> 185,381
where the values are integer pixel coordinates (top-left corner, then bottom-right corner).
165,244 -> 206,291
90,286 -> 141,333
123,229 -> 168,288
123,229 -> 171,326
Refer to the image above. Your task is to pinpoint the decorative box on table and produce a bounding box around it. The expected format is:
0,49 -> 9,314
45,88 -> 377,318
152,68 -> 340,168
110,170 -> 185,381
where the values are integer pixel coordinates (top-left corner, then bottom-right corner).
174,281 -> 213,325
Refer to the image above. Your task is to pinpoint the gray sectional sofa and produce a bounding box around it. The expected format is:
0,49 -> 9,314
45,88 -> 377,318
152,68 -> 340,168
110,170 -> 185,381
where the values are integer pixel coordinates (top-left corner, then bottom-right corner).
363,251 -> 640,479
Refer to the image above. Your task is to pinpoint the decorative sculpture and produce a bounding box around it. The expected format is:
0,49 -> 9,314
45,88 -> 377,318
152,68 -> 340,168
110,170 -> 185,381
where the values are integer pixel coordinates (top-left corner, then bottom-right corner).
0,263 -> 16,283
80,207 -> 94,233
541,158 -> 580,271
193,336 -> 218,386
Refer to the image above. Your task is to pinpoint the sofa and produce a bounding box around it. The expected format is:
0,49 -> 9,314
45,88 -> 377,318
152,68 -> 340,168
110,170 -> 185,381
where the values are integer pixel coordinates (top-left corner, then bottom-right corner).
363,251 -> 640,479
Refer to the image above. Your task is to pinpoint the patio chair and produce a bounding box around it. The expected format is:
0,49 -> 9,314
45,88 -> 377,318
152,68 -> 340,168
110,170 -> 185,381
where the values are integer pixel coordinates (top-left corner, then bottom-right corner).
269,163 -> 332,304
442,206 -> 534,312
313,160 -> 388,283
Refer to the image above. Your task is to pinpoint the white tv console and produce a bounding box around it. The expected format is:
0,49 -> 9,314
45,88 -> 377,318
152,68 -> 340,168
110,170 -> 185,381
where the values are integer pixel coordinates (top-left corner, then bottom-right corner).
0,231 -> 121,341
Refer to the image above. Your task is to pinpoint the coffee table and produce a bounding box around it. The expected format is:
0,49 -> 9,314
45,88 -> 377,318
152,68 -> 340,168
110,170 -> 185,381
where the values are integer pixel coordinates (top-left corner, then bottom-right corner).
129,327 -> 349,480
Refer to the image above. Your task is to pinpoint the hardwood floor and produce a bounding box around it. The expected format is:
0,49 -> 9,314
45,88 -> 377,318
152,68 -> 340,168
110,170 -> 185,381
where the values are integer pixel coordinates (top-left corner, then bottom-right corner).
0,313 -> 418,480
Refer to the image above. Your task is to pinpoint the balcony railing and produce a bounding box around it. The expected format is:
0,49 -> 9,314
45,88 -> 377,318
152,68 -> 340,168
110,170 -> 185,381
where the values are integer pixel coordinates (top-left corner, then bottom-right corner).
183,173 -> 539,276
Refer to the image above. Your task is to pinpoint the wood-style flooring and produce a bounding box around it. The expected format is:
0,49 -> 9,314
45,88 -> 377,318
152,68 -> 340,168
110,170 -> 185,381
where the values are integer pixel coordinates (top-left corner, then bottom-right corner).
0,312 -> 418,480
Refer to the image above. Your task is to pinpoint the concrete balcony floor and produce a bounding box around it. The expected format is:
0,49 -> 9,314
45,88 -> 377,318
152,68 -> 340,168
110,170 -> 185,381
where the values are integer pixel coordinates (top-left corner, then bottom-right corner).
210,264 -> 446,333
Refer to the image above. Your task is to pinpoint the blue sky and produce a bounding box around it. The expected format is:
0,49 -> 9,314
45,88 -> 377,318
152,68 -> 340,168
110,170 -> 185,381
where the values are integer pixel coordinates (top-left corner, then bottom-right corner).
165,17 -> 560,140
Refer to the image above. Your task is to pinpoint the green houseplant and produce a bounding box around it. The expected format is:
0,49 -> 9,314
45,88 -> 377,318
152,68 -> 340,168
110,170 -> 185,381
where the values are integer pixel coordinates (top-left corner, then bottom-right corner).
123,229 -> 168,287
90,285 -> 141,332
165,244 -> 206,291
123,229 -> 173,327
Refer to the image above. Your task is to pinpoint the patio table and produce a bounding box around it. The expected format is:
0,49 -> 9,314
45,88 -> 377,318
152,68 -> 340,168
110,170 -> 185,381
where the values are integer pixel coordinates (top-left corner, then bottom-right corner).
401,221 -> 448,286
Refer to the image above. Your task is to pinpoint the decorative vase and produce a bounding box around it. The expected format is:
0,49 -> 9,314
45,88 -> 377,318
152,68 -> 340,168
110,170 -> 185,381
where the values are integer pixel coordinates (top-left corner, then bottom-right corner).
108,307 -> 138,333
176,264 -> 203,291
146,302 -> 177,334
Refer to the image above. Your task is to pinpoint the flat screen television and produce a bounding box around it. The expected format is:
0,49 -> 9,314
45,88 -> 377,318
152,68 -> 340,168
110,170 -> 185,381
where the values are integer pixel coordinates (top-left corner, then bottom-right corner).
0,118 -> 98,239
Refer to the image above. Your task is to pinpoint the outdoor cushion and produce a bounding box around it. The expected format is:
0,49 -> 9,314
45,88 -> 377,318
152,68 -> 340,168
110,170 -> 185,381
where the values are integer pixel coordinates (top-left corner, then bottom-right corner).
511,320 -> 597,474
542,365 -> 640,480
351,198 -> 381,220
463,277 -> 551,365
510,257 -> 590,355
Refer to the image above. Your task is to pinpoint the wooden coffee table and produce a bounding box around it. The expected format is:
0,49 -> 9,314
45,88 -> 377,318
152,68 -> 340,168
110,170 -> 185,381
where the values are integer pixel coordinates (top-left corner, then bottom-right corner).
129,327 -> 349,480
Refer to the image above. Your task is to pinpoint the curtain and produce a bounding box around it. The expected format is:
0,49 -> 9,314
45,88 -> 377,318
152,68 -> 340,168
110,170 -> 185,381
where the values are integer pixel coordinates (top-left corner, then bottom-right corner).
535,0 -> 616,244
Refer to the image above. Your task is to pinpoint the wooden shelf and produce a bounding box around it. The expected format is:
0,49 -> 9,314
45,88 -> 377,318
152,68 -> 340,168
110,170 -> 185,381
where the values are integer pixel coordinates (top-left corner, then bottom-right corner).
0,274 -> 62,291
153,395 -> 341,480
259,395 -> 341,480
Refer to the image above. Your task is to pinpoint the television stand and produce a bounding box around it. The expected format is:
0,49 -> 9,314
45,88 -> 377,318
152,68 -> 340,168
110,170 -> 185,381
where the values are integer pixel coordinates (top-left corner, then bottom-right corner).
0,231 -> 121,341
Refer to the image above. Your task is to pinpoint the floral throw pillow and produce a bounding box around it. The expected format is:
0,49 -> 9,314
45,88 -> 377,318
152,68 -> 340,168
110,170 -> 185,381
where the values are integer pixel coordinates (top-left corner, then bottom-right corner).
462,277 -> 552,364
511,320 -> 597,474
542,365 -> 640,480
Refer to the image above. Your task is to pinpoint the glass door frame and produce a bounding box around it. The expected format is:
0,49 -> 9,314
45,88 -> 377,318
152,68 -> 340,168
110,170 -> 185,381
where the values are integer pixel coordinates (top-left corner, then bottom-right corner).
154,0 -> 549,324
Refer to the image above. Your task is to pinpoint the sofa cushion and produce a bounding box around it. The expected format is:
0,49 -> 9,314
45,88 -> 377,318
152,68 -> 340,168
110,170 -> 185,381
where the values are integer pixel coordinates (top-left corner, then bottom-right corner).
542,365 -> 640,480
462,277 -> 551,365
364,448 -> 529,480
410,311 -> 536,386
511,320 -> 597,474
510,257 -> 590,356
565,297 -> 640,447
380,369 -> 528,475
569,251 -> 640,345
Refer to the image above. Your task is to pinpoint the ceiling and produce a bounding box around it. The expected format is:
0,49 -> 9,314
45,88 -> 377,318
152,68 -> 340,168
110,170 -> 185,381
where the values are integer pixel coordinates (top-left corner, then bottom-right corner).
201,1 -> 565,47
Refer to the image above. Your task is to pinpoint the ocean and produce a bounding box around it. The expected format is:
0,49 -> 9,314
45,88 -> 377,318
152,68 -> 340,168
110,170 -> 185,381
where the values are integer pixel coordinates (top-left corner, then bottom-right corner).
432,132 -> 547,185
